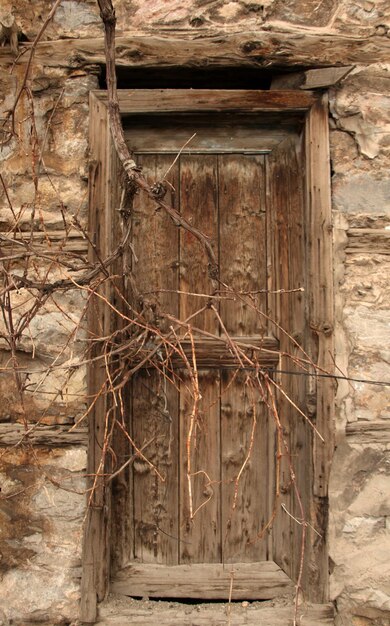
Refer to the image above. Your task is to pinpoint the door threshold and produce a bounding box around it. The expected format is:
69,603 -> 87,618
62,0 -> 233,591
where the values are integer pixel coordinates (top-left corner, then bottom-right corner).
96,594 -> 335,625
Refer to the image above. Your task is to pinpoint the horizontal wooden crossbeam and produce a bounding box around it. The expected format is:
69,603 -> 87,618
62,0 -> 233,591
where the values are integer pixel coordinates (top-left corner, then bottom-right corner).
168,335 -> 279,369
112,561 -> 293,600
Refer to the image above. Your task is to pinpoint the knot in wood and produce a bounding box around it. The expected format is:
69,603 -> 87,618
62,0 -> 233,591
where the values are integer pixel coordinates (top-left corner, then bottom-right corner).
321,323 -> 333,336
151,181 -> 167,200
241,40 -> 261,54
208,262 -> 219,280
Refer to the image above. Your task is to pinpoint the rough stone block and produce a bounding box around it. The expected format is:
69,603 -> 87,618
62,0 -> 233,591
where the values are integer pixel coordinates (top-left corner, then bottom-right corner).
333,173 -> 390,213
0,447 -> 85,624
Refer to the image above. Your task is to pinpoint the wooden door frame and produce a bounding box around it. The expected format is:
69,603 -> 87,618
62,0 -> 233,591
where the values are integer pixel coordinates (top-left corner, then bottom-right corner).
81,89 -> 334,623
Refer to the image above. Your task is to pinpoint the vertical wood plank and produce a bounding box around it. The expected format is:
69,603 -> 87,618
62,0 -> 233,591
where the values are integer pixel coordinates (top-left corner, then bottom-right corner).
305,94 -> 334,603
305,94 -> 335,498
132,370 -> 179,565
221,371 -> 268,564
179,371 -> 221,564
110,383 -> 133,574
81,93 -> 112,622
280,136 -> 312,587
266,135 -> 311,586
219,154 -> 267,336
132,153 -> 179,332
109,145 -> 133,576
286,136 -> 311,588
179,154 -> 218,334
266,141 -> 293,580
130,154 -> 180,565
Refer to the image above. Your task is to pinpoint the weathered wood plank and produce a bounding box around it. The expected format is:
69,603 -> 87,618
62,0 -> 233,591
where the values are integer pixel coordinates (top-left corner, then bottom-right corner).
98,600 -> 334,626
221,371 -> 268,564
179,371 -> 221,564
110,383 -> 133,575
81,92 -> 112,623
266,139 -> 294,581
169,336 -> 279,369
219,154 -> 267,335
304,93 -> 334,603
132,370 -> 179,565
128,153 -> 180,566
131,153 -> 179,333
271,66 -> 354,90
179,154 -> 219,334
1,29 -> 388,67
98,89 -> 317,113
0,423 -> 87,446
305,95 -> 335,498
124,117 -> 297,154
112,561 -> 293,600
283,135 -> 312,589
109,146 -> 132,577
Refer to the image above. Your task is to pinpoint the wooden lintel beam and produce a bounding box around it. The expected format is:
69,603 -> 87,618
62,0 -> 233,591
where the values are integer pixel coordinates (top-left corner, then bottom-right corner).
0,32 -> 388,69
95,88 -> 317,113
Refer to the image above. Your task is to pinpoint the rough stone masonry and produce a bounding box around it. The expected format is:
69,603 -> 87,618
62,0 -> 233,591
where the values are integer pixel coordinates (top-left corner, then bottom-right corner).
0,1 -> 389,625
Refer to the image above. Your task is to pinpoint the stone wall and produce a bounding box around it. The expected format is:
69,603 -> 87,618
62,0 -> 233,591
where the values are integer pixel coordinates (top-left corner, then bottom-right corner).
0,25 -> 95,623
329,64 -> 390,626
0,1 -> 389,625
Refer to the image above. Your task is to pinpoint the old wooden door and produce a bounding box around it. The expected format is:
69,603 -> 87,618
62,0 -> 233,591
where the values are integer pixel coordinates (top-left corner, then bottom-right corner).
95,92 -> 334,606
110,108 -> 307,600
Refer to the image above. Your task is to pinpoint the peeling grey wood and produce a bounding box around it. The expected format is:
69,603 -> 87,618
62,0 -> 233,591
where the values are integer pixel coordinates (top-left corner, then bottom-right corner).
271,66 -> 354,90
0,423 -> 87,446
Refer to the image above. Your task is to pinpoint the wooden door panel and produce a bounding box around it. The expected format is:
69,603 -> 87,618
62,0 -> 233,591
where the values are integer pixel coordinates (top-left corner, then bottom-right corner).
179,370 -> 221,564
219,154 -> 267,335
267,143 -> 294,576
221,371 -> 269,564
179,154 -> 219,334
132,370 -> 179,565
132,154 -> 179,331
125,149 -> 277,580
267,137 -> 309,581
